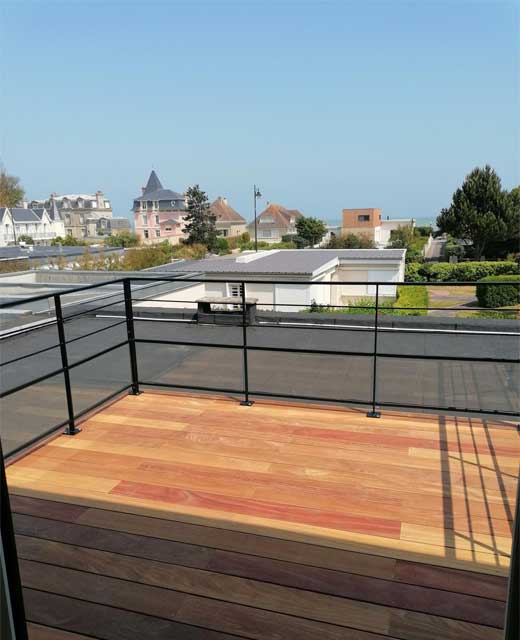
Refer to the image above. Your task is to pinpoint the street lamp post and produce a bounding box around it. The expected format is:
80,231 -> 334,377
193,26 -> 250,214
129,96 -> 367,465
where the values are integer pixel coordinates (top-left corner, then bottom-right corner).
253,185 -> 262,252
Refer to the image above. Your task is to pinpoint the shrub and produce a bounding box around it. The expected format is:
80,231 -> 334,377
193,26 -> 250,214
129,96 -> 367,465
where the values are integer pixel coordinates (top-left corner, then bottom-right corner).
306,286 -> 428,316
383,285 -> 428,316
405,261 -> 519,282
215,237 -> 231,255
476,275 -> 520,308
17,234 -> 34,244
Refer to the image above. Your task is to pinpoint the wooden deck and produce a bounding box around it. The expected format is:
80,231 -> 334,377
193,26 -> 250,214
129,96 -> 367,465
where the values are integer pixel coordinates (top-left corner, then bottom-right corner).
6,392 -> 519,639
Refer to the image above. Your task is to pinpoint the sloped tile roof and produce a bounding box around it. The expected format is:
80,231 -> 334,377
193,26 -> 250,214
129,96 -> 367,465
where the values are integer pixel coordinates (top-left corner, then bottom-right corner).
210,197 -> 245,223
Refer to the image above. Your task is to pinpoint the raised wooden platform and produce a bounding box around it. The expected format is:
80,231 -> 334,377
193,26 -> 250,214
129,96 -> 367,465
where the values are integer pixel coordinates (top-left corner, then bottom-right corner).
6,392 -> 519,639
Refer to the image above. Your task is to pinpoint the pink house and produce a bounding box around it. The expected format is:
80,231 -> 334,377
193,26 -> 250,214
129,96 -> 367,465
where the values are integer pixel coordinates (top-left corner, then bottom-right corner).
133,170 -> 187,245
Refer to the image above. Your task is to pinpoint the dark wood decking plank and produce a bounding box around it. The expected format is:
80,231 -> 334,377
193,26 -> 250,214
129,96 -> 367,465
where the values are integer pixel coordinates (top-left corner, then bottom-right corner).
12,496 -> 508,600
27,621 -> 95,640
19,560 -> 388,640
24,589 -> 244,640
13,515 -> 506,626
17,537 -> 392,635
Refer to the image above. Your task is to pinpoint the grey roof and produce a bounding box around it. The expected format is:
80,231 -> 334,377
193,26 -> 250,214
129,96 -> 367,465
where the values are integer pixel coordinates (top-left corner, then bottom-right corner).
10,208 -> 40,222
0,207 -> 7,222
143,170 -> 163,194
134,170 -> 184,203
32,207 -> 46,220
134,188 -> 185,203
0,246 -> 124,260
48,200 -> 62,221
147,249 -> 406,276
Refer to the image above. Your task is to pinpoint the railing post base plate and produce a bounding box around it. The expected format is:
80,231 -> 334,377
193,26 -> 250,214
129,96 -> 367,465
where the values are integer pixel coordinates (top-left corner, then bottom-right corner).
63,426 -> 82,435
240,400 -> 255,406
130,388 -> 142,396
366,411 -> 381,418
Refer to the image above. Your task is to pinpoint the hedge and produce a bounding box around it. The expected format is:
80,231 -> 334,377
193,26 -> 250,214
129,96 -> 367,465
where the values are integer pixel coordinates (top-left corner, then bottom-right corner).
380,285 -> 428,316
476,275 -> 520,309
307,285 -> 429,316
405,261 -> 519,282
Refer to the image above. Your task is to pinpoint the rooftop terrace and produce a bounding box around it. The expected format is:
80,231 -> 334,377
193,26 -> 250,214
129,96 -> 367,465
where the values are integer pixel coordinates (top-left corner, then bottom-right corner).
1,274 -> 518,639
6,392 -> 518,640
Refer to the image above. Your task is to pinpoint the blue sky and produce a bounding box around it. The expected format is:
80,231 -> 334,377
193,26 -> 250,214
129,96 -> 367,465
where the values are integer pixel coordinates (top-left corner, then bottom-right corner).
1,0 -> 518,224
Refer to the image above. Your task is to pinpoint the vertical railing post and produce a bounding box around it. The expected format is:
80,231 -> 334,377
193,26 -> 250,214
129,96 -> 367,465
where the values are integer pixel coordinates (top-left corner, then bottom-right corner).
123,279 -> 140,395
504,476 -> 520,639
367,283 -> 381,418
240,281 -> 254,406
54,294 -> 80,435
1,441 -> 29,640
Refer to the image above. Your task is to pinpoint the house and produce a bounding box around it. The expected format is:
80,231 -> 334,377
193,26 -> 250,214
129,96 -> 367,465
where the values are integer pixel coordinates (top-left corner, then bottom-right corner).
0,205 -> 64,246
210,197 -> 247,238
342,208 -> 415,247
86,216 -> 132,237
30,191 -> 112,240
144,248 -> 406,311
133,170 -> 187,245
247,203 -> 303,244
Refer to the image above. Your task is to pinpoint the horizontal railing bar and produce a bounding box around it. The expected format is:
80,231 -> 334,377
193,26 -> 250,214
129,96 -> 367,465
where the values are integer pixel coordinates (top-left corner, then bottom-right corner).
139,381 -> 244,395
0,277 -> 127,309
0,342 -> 61,367
128,276 -> 520,287
72,383 -> 133,421
64,319 -> 128,346
135,338 -> 243,349
63,298 -> 126,322
67,340 -> 129,371
4,383 -> 133,461
245,344 -> 519,363
249,389 -> 373,406
135,337 -> 518,363
375,400 -> 520,417
0,274 -> 517,310
4,418 -> 71,460
0,367 -> 66,399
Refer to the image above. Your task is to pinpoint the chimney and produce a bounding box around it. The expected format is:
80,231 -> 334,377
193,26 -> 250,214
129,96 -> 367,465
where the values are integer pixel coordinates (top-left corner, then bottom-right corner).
95,190 -> 104,208
221,197 -> 228,206
22,201 -> 28,209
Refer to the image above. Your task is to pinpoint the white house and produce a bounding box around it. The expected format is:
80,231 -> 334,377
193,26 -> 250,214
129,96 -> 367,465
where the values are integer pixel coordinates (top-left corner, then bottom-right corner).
141,249 -> 406,312
0,205 -> 65,247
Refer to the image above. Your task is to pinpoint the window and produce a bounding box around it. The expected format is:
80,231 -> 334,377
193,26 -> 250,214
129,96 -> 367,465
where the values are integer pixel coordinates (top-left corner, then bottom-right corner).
64,214 -> 71,224
260,216 -> 273,224
141,201 -> 147,210
358,215 -> 370,222
144,230 -> 149,239
153,202 -> 159,210
142,215 -> 147,225
171,201 -> 177,207
155,229 -> 160,237
155,215 -> 160,225
222,229 -> 228,237
165,226 -> 172,232
261,229 -> 272,238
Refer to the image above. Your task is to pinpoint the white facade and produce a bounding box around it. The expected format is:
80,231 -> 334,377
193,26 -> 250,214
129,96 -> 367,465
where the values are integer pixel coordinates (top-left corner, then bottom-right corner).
137,251 -> 406,312
0,208 -> 65,247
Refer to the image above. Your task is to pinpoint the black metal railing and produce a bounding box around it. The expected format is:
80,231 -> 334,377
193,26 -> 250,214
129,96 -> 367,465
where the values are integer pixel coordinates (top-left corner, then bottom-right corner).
0,274 -> 519,638
0,276 -> 518,458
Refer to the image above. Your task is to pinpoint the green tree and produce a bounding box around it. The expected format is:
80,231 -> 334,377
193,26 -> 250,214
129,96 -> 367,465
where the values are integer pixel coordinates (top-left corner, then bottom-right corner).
0,169 -> 24,207
436,166 -> 509,260
104,231 -> 140,248
183,185 -> 217,251
326,233 -> 375,249
295,216 -> 326,247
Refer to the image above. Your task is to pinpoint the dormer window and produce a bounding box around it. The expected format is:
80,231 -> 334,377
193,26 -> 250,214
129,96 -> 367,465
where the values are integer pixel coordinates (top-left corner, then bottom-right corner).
261,216 -> 274,224
171,201 -> 177,207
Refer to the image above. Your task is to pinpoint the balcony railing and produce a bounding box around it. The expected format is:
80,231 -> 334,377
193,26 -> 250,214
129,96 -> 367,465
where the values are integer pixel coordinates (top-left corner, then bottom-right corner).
0,274 -> 518,638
